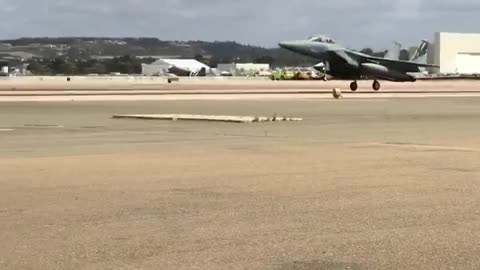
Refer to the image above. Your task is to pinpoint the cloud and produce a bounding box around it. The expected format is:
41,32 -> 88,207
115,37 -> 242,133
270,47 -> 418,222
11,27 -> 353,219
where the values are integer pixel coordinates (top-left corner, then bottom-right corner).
0,0 -> 477,49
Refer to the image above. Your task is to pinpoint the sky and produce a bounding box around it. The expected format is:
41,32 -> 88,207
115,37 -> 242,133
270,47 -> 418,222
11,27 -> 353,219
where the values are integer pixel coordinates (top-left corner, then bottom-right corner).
0,0 -> 478,49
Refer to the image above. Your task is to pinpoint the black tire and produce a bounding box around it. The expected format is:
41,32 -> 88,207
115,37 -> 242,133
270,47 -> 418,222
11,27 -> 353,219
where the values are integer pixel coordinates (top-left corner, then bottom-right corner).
373,80 -> 381,91
350,81 -> 358,91
168,79 -> 172,84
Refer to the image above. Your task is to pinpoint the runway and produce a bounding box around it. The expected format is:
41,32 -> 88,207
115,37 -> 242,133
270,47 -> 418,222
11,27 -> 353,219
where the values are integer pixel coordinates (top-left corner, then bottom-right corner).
1,79 -> 480,101
1,97 -> 480,270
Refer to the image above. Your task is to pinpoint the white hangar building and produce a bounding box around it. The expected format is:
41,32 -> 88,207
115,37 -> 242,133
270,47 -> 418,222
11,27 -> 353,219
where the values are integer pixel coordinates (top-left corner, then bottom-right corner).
432,32 -> 480,74
142,59 -> 210,76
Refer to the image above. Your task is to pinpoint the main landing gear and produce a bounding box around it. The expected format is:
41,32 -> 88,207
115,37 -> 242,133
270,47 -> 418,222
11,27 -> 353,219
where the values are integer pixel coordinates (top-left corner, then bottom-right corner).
349,81 -> 358,91
348,80 -> 381,91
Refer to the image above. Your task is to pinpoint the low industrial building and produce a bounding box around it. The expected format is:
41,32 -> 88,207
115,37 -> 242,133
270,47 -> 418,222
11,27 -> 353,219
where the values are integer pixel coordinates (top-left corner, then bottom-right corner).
142,59 -> 211,76
217,63 -> 270,76
430,32 -> 480,74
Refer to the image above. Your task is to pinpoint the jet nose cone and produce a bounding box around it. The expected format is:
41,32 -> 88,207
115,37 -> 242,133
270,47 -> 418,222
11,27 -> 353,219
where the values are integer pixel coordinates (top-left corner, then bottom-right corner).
279,39 -> 328,58
279,40 -> 311,53
278,41 -> 296,50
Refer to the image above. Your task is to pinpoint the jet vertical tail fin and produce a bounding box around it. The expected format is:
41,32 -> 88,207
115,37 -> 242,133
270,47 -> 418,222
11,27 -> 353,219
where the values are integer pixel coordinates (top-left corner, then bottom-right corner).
410,40 -> 429,64
384,41 -> 401,60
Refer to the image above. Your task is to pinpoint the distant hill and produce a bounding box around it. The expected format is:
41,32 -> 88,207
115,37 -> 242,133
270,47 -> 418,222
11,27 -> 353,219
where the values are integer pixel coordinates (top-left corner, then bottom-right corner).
0,37 -> 317,67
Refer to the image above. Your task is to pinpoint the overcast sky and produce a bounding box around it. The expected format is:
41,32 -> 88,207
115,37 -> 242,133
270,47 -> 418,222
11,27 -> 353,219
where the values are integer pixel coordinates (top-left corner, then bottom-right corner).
0,0 -> 478,49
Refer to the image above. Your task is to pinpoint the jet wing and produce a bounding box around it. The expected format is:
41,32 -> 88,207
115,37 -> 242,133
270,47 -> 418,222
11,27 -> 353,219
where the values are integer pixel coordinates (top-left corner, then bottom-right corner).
348,50 -> 438,68
330,49 -> 360,66
368,56 -> 438,68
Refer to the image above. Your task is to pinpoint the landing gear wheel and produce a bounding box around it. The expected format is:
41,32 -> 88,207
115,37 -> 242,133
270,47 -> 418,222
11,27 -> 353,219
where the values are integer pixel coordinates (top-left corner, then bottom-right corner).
372,80 -> 381,91
350,81 -> 358,91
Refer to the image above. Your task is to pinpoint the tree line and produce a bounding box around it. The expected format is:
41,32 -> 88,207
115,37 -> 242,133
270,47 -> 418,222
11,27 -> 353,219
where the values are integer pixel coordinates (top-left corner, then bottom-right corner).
26,55 -> 152,75
26,55 -> 282,75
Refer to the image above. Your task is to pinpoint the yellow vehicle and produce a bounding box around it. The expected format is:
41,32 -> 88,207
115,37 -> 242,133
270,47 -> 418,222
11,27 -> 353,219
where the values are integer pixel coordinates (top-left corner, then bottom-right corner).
270,69 -> 295,80
271,69 -> 324,80
292,71 -> 311,80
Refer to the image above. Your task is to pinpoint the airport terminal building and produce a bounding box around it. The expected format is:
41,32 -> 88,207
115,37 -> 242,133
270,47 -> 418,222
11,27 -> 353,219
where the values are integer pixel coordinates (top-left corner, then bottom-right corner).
431,32 -> 480,74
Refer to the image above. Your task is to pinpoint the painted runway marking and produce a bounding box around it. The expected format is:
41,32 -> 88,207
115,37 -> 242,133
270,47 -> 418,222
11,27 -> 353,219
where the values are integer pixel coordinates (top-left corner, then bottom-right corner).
360,142 -> 480,152
23,124 -> 64,128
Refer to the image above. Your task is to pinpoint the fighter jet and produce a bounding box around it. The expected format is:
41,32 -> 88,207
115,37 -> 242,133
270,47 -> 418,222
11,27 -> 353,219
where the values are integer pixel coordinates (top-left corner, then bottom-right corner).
279,35 -> 437,91
384,41 -> 402,60
313,41 -> 402,76
410,40 -> 429,64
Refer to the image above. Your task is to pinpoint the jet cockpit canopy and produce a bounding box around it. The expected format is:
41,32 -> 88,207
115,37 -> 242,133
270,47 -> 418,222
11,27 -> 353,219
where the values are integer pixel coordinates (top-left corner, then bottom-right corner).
308,35 -> 336,44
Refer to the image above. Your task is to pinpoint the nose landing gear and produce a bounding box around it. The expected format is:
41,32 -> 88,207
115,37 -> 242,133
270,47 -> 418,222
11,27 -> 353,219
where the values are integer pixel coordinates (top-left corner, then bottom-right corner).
372,80 -> 381,91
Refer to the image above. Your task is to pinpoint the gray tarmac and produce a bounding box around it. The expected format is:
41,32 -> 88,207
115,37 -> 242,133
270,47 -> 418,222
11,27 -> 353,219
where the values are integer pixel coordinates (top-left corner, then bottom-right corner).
1,97 -> 480,270
2,79 -> 480,101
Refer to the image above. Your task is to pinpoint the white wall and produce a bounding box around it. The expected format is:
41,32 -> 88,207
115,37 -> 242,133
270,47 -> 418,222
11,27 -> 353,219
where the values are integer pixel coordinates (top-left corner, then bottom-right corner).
217,64 -> 236,74
235,63 -> 270,72
435,32 -> 480,74
217,63 -> 270,76
142,63 -> 170,76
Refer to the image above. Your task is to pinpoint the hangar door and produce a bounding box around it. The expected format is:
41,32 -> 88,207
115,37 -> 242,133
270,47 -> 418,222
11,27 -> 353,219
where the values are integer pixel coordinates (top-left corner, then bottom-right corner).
456,53 -> 480,74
